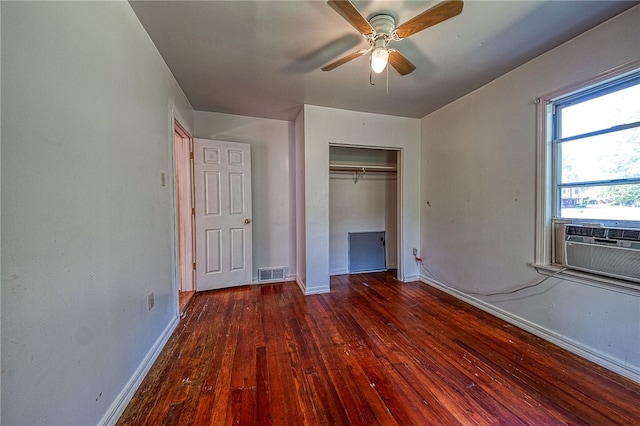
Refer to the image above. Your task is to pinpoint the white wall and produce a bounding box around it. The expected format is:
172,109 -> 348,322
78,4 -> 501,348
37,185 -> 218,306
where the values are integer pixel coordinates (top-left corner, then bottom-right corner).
1,2 -> 194,424
0,2 -> 3,418
300,105 -> 420,293
295,110 -> 307,287
194,111 -> 296,281
420,6 -> 640,380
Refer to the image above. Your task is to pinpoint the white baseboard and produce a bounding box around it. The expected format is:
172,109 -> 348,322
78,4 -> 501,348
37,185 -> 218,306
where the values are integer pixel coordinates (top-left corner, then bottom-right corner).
100,314 -> 180,425
295,275 -> 330,295
419,275 -> 640,384
304,285 -> 330,295
295,275 -> 306,294
401,273 -> 420,282
330,267 -> 399,277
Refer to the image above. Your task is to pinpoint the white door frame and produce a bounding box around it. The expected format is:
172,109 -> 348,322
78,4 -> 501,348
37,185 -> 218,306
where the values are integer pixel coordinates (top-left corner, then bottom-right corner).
170,113 -> 195,315
174,120 -> 195,293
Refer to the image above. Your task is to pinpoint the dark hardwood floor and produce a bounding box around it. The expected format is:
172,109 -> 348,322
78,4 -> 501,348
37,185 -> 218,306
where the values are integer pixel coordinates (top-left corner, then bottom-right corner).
179,290 -> 195,316
117,271 -> 640,425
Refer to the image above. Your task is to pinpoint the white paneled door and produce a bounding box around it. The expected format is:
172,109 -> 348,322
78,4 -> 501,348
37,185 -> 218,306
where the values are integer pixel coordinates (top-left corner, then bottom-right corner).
194,139 -> 252,291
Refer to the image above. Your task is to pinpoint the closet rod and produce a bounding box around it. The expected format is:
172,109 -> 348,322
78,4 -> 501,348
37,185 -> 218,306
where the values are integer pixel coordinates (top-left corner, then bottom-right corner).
329,164 -> 397,173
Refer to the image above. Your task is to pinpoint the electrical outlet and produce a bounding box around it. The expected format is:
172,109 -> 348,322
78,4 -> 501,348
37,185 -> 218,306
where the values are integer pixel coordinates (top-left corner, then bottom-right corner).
412,247 -> 418,256
148,292 -> 155,310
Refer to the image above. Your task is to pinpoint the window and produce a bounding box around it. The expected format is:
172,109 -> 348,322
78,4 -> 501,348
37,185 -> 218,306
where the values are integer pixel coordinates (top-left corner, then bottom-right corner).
535,61 -> 640,268
552,72 -> 640,224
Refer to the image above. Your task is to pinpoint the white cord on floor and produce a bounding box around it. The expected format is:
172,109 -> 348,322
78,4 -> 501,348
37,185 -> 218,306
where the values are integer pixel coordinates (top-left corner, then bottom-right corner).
419,261 -> 566,297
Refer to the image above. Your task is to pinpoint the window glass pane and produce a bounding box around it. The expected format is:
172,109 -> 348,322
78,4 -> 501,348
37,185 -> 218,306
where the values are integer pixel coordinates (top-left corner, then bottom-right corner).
560,127 -> 640,184
559,183 -> 640,220
559,83 -> 640,139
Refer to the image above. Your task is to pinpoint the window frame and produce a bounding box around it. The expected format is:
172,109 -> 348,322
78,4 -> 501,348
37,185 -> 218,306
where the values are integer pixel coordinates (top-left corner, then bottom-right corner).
535,59 -> 640,266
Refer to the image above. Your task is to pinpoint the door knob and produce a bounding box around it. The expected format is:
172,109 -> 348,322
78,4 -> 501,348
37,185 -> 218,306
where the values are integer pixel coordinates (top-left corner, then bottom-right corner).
244,218 -> 252,224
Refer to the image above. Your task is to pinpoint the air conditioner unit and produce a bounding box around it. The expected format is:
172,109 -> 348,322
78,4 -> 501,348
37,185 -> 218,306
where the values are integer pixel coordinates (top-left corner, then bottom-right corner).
563,224 -> 640,283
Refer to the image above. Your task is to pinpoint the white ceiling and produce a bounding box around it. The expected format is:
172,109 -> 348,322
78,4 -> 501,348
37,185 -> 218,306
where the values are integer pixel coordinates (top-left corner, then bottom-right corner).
130,1 -> 637,121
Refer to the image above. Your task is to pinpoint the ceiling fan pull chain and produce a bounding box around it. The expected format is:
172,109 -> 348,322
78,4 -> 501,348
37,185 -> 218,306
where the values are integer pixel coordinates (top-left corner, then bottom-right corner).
369,58 -> 375,86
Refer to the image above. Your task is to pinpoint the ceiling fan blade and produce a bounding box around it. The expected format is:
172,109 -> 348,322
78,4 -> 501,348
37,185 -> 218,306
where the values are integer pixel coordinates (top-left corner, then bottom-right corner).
394,0 -> 463,39
388,50 -> 416,76
321,49 -> 368,71
328,0 -> 374,35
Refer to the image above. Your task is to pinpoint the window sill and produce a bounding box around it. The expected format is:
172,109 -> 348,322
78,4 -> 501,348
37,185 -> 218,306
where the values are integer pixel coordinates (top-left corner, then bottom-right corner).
531,263 -> 640,295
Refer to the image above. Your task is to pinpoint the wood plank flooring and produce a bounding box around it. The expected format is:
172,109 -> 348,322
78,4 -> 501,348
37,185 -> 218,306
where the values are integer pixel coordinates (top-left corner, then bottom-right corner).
179,290 -> 195,316
117,271 -> 640,425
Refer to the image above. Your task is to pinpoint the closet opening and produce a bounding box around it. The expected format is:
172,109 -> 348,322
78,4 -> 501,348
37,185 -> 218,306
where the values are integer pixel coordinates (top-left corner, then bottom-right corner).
329,145 -> 399,276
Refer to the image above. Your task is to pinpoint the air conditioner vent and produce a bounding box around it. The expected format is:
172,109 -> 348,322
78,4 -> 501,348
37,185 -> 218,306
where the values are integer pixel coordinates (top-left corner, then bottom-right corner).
607,228 -> 640,241
566,225 -> 605,237
623,229 -> 639,241
608,229 -> 624,240
258,267 -> 286,283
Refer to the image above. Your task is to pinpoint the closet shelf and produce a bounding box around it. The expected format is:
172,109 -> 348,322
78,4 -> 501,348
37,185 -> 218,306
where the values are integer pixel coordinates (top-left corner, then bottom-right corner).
329,163 -> 397,183
329,164 -> 397,173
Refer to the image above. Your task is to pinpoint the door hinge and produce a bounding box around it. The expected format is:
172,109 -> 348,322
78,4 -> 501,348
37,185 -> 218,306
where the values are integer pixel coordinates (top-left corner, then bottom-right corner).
192,207 -> 195,215
192,262 -> 197,270
189,151 -> 194,160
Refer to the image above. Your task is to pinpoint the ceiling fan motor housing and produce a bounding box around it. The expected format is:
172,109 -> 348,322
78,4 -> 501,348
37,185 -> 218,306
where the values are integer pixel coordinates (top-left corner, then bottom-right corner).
369,14 -> 396,41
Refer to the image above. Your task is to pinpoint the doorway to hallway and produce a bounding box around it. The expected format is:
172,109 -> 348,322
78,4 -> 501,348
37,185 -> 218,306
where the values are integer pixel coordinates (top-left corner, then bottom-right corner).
174,119 -> 195,314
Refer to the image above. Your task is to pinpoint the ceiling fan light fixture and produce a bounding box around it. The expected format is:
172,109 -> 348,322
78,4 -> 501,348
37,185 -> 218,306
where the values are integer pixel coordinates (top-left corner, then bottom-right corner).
371,47 -> 389,73
370,37 -> 389,74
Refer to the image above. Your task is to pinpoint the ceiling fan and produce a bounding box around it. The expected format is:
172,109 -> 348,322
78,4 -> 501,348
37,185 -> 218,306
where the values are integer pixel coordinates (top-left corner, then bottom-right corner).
322,0 -> 464,76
